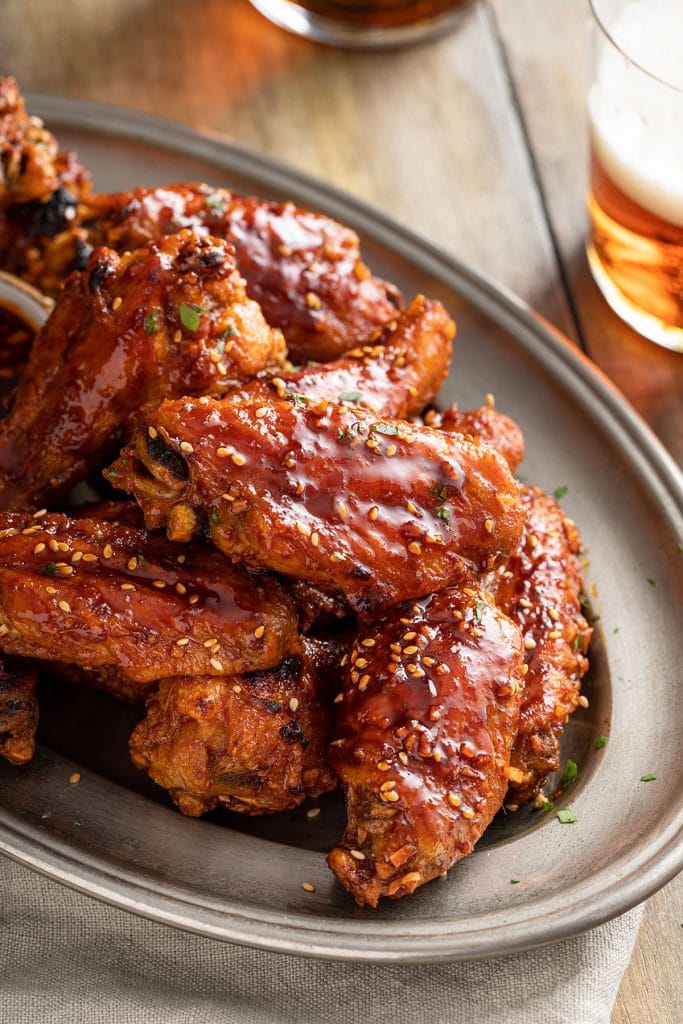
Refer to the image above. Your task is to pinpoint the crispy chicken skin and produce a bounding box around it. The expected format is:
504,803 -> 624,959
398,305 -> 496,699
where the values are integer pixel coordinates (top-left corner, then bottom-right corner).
234,295 -> 454,422
328,588 -> 524,906
130,637 -> 340,816
0,654 -> 39,765
108,397 -> 526,612
0,229 -> 285,509
0,513 -> 298,684
425,402 -> 525,473
493,487 -> 591,803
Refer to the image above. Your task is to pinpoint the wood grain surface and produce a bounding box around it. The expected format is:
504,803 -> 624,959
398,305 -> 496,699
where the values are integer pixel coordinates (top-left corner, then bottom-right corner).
0,0 -> 681,1020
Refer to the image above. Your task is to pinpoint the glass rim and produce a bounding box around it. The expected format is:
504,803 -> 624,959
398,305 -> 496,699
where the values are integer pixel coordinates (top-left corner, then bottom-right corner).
589,0 -> 683,96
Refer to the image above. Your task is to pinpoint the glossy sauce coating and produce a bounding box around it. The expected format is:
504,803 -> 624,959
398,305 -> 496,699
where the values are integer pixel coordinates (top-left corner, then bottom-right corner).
0,653 -> 38,765
130,636 -> 340,816
109,396 -> 526,612
425,401 -> 525,472
0,229 -> 285,509
493,486 -> 591,803
0,512 -> 298,682
328,587 -> 524,906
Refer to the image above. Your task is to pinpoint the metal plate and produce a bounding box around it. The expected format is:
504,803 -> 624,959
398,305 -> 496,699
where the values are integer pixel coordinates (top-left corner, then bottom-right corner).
0,97 -> 681,963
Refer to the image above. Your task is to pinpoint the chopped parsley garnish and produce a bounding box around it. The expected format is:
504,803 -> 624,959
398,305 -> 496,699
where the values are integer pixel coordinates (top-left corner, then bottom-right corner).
42,562 -> 60,576
436,506 -> 450,523
553,485 -> 568,499
572,635 -> 582,651
561,759 -> 578,788
472,599 -> 486,623
114,427 -> 123,441
205,192 -> 227,214
144,311 -> 159,336
338,421 -> 365,443
216,326 -> 235,352
73,820 -> 81,829
339,390 -> 363,403
431,484 -> 448,500
613,626 -> 619,634
288,393 -> 309,406
647,577 -> 657,587
591,614 -> 601,624
209,508 -> 220,525
371,422 -> 400,437
542,798 -> 554,813
595,735 -> 607,750
178,303 -> 205,332
510,879 -> 520,884
640,773 -> 657,782
556,808 -> 577,824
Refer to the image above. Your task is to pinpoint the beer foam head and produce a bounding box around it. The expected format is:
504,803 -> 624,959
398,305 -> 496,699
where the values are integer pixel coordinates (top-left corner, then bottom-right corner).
589,0 -> 683,226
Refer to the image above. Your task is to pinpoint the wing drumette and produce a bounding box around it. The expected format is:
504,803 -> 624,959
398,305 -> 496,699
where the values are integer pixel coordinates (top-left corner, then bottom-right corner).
130,637 -> 340,816
0,512 -> 298,684
108,398 -> 526,612
0,229 -> 285,509
492,486 -> 591,804
0,654 -> 39,765
328,588 -> 524,906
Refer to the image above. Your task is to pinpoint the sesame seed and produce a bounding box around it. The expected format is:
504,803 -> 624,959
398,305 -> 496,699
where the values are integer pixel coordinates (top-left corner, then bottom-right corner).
524,637 -> 536,649
578,695 -> 589,708
152,580 -> 166,589
174,329 -> 182,343
58,600 -> 71,614
358,675 -> 370,689
180,441 -> 194,454
45,587 -> 57,595
484,519 -> 494,534
349,849 -> 366,861
127,557 -> 138,571
58,565 -> 74,576
103,545 -> 113,559
408,541 -> 421,555
330,551 -> 345,562
231,453 -> 246,466
386,444 -> 397,457
403,632 -> 417,641
307,807 -> 321,820
176,638 -> 190,646
255,407 -> 267,419
380,780 -> 396,792
33,542 -> 46,554
310,532 -> 319,547
148,426 -> 158,439
333,692 -> 344,703
176,583 -> 187,595
302,882 -> 315,892
210,658 -> 223,672
548,630 -> 562,640
204,639 -> 218,648
82,553 -> 97,563
189,594 -> 199,605
403,645 -> 418,655
338,501 -> 348,518
48,539 -> 59,552
33,509 -> 47,519
232,684 -> 242,694
381,790 -> 400,803
398,752 -> 409,766
254,625 -> 265,639
296,522 -> 311,536
548,607 -> 560,622
216,447 -> 232,458
368,506 -> 379,521
21,525 -> 41,535
518,598 -> 532,609
69,772 -> 81,785
355,658 -> 368,669
288,698 -> 299,713
377,761 -> 390,771
305,292 -> 322,309
121,583 -> 136,591
362,638 -> 376,648
71,551 -> 83,563
462,807 -> 475,819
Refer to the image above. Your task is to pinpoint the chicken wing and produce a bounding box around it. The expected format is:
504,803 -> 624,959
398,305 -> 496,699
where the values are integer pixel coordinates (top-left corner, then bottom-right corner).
0,654 -> 39,765
0,229 -> 285,509
327,587 -> 524,905
129,636 -> 340,816
493,486 -> 591,804
234,294 -> 454,422
424,400 -> 525,472
108,397 -> 526,612
0,512 -> 298,684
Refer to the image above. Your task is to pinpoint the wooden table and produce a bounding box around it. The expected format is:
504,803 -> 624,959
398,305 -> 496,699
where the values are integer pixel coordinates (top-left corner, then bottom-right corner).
1,0 -> 681,1018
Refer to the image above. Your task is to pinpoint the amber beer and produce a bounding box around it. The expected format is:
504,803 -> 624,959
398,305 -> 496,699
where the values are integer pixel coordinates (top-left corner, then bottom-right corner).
288,0 -> 469,30
587,0 -> 683,349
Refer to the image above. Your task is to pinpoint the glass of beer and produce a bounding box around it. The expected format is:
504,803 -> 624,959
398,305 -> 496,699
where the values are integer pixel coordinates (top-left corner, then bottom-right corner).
248,0 -> 474,49
587,0 -> 683,351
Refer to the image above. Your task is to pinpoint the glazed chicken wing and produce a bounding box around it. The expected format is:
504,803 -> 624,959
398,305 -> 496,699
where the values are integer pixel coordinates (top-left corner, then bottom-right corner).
0,654 -> 39,765
328,588 -> 524,905
108,397 -> 526,612
130,637 -> 340,817
493,487 -> 591,804
235,294 -> 454,422
425,400 -> 525,473
0,229 -> 285,509
0,513 -> 298,684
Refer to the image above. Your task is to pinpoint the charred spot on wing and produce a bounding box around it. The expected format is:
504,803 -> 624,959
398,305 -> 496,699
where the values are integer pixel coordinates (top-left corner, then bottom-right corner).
349,564 -> 372,581
262,699 -> 282,714
19,186 -> 77,238
71,236 -> 92,273
280,719 -> 309,747
0,697 -> 29,713
198,247 -> 226,268
88,258 -> 114,293
146,435 -> 189,481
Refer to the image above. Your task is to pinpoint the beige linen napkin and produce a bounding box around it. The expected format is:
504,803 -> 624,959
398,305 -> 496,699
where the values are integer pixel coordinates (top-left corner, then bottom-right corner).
0,857 -> 642,1024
